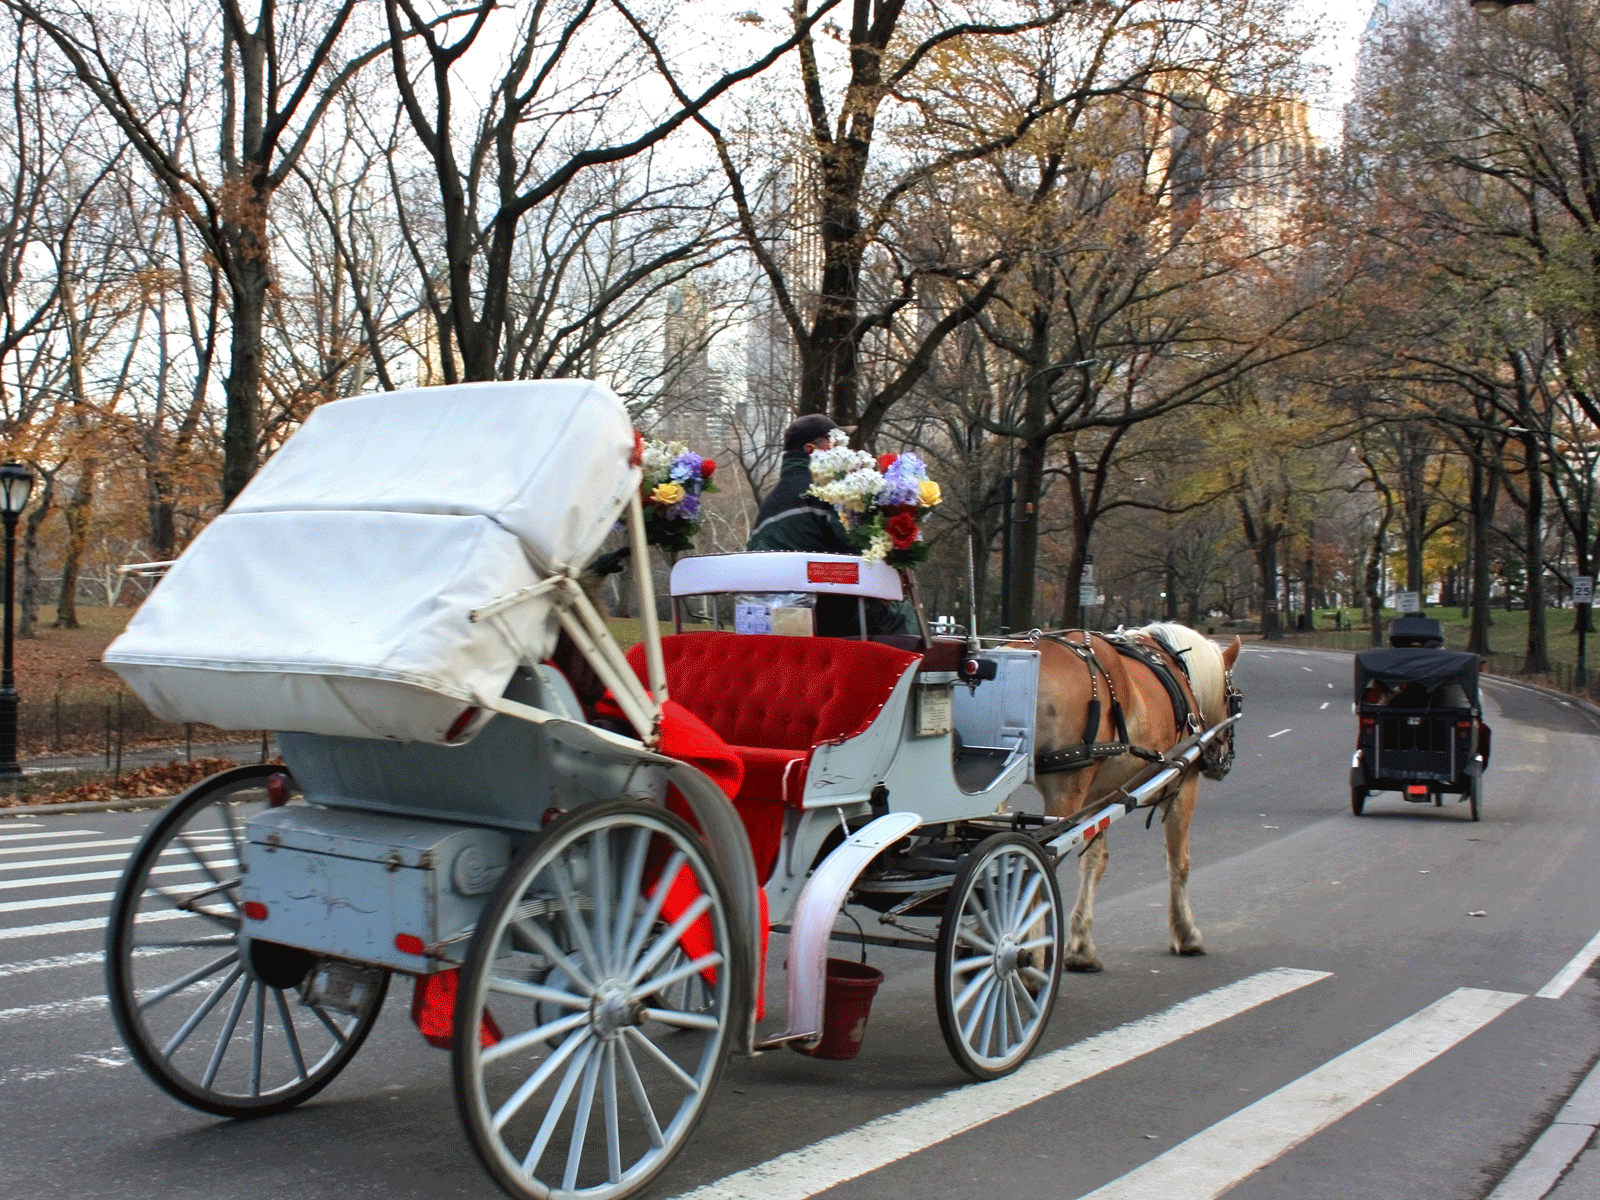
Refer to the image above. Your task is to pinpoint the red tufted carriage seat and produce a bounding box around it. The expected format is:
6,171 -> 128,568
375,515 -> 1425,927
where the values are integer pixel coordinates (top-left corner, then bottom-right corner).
624,633 -> 918,879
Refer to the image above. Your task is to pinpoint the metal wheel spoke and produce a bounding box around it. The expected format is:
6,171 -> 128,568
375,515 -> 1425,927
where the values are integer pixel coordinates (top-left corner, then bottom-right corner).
482,1011 -> 592,1066
1003,977 -> 1025,1047
632,951 -> 722,1001
132,936 -> 236,951
1020,964 -> 1053,989
552,857 -> 604,983
622,1026 -> 701,1093
954,964 -> 995,1013
613,828 -> 650,974
272,987 -> 309,1082
487,976 -> 592,1009
955,923 -> 995,955
137,951 -> 239,1011
590,828 -> 614,974
517,1036 -> 596,1172
621,850 -> 685,967
960,975 -> 997,1044
148,886 -> 238,929
615,1036 -> 665,1149
251,985 -> 266,1097
175,833 -> 231,890
515,915 -> 598,997
201,974 -> 252,1090
951,952 -> 990,975
308,1004 -> 350,1046
1007,875 -> 1045,936
562,1039 -> 605,1190
602,1041 -> 622,1185
1009,973 -> 1041,1021
1016,933 -> 1056,953
643,1007 -> 721,1031
971,873 -> 1001,943
628,893 -> 711,988
160,964 -> 244,1060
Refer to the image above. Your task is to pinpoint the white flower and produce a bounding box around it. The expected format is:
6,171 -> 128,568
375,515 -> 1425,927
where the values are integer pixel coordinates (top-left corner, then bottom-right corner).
808,444 -> 873,484
812,467 -> 884,513
864,526 -> 892,563
641,440 -> 681,483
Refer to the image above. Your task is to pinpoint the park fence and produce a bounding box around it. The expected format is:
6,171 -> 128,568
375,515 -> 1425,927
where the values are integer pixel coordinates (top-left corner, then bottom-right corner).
20,685 -> 273,780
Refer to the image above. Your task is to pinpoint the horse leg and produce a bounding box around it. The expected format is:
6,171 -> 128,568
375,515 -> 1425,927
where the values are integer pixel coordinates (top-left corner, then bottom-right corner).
1064,829 -> 1110,972
1163,781 -> 1204,956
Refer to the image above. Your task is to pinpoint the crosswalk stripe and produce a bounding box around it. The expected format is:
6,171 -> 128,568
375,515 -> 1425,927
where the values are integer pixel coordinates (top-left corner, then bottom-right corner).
0,840 -> 230,874
0,837 -> 142,857
0,858 -> 236,896
669,967 -> 1330,1200
0,994 -> 110,1024
0,907 -> 194,942
0,890 -> 116,915
1536,926 -> 1600,999
0,829 -> 94,842
0,950 -> 103,978
1076,987 -> 1526,1199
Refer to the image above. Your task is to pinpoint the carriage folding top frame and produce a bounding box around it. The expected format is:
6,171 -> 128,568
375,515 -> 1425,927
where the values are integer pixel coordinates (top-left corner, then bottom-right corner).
100,381 -> 1240,1200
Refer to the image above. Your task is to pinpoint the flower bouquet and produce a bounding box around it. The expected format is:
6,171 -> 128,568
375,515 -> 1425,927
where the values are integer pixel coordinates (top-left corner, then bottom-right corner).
638,438 -> 717,554
807,429 -> 942,567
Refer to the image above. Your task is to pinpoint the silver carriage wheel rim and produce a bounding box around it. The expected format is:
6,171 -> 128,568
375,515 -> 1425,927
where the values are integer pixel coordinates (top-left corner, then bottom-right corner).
112,773 -> 383,1110
463,806 -> 733,1200
946,841 -> 1059,1072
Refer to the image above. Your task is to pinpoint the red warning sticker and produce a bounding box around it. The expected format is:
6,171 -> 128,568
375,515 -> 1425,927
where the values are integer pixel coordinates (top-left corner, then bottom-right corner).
807,561 -> 859,584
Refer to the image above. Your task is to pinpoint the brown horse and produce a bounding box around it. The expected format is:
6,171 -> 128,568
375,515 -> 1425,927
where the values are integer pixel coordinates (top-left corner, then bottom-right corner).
1015,623 -> 1242,972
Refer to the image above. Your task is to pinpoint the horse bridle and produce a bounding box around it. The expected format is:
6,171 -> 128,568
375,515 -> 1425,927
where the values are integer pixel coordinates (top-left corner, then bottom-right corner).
1199,665 -> 1242,780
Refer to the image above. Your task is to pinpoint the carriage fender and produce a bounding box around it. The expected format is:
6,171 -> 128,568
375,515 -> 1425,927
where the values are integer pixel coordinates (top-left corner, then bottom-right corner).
776,811 -> 922,1050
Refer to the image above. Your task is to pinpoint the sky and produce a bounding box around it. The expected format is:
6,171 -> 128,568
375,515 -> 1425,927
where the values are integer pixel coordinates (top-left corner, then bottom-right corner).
1301,0 -> 1376,142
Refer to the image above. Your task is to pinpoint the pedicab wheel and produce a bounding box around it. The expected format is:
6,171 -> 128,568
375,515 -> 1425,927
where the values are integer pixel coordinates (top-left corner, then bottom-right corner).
1468,774 -> 1482,822
935,832 -> 1064,1081
106,763 -> 389,1119
454,800 -> 745,1200
1350,786 -> 1367,816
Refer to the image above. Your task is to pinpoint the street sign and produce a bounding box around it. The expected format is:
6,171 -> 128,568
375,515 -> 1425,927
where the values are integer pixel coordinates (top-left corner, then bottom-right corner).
1575,576 -> 1594,605
1394,591 -> 1420,614
1081,555 -> 1094,584
1079,584 -> 1100,608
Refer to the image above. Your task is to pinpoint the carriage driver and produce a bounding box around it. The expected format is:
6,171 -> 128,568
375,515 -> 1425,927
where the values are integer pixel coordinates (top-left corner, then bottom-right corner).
747,413 -> 915,637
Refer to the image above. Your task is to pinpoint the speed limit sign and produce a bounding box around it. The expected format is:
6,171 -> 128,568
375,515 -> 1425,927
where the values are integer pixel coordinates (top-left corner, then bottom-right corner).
1575,575 -> 1594,605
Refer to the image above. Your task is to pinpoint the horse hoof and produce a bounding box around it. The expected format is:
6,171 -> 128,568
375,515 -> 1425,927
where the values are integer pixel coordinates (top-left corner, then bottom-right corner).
1172,945 -> 1206,957
1065,959 -> 1104,973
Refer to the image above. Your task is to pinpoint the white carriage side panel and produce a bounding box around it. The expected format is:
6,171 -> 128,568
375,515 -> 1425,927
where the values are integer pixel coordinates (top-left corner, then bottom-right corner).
801,664 -> 919,807
879,676 -> 1032,823
670,552 -> 904,600
106,509 -> 552,742
951,649 -> 1041,766
230,379 -> 639,574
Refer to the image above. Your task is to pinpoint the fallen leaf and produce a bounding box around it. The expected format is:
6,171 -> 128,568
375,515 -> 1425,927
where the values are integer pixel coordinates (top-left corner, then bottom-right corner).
1468,910 -> 1486,917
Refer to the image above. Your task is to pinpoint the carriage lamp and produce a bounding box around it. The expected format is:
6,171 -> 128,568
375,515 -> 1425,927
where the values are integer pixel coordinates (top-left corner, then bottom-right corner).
0,461 -> 33,778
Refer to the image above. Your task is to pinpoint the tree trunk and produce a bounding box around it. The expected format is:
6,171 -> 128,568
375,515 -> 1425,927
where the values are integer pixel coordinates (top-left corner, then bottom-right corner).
1008,434 -> 1046,631
1259,532 -> 1281,641
55,460 -> 93,629
1522,430 -> 1550,673
18,471 -> 54,641
1469,456 -> 1495,656
221,240 -> 270,505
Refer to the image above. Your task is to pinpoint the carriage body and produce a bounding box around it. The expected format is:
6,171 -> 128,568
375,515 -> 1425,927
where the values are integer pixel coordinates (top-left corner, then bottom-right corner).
1350,645 -> 1491,819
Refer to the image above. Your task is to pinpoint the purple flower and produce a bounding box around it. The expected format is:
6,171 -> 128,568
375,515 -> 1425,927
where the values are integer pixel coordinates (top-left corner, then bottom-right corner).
669,493 -> 701,520
670,451 -> 704,484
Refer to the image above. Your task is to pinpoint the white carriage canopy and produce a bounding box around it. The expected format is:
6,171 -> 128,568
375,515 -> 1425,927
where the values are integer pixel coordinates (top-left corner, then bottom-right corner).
104,380 -> 640,743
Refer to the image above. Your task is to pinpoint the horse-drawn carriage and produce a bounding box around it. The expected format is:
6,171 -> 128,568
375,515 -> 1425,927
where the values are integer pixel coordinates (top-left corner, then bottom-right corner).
101,381 -> 1240,1200
1350,617 -> 1491,821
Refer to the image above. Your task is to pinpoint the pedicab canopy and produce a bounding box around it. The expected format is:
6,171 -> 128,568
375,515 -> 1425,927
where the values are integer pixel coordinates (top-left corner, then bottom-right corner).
104,380 -> 640,743
1354,648 -> 1481,710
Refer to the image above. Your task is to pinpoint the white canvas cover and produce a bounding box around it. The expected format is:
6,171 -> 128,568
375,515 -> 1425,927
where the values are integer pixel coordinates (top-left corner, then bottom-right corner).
104,380 -> 640,743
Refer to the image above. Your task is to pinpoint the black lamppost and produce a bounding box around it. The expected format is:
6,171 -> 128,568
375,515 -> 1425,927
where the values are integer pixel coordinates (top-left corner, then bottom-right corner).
0,461 -> 35,777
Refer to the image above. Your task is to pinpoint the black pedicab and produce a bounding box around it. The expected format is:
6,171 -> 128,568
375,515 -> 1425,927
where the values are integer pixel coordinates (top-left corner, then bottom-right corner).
1350,617 -> 1491,820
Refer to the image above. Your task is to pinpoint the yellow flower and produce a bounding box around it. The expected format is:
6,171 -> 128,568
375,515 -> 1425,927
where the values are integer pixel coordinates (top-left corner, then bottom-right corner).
650,481 -> 685,506
918,480 -> 942,507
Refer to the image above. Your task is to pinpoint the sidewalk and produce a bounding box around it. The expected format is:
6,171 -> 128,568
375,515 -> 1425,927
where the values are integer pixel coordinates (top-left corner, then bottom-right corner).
19,737 -> 274,775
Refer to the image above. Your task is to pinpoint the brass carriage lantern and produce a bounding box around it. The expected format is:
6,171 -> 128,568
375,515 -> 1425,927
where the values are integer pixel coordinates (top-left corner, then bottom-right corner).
0,460 -> 35,778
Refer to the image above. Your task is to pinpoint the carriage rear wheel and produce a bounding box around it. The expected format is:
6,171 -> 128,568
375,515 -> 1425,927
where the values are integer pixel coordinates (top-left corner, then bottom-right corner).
1468,774 -> 1482,822
453,800 -> 745,1200
935,832 -> 1064,1081
106,764 -> 389,1119
1350,786 -> 1367,816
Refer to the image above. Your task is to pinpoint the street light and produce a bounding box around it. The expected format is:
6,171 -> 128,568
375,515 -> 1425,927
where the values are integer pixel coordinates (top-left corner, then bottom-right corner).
0,461 -> 35,778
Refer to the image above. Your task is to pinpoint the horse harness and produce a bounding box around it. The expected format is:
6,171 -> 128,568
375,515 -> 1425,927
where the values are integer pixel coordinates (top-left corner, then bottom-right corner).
1032,630 -> 1207,777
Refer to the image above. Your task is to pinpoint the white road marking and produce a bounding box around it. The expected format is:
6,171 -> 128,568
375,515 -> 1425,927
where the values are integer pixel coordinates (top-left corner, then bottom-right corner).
1076,987 -> 1524,1199
1302,666 -> 1313,672
0,950 -> 103,978
0,1048 -> 129,1088
669,968 -> 1330,1200
0,839 -> 228,872
1319,702 -> 1329,710
1536,927 -> 1600,999
1268,729 -> 1291,738
0,829 -> 94,842
0,993 -> 112,1025
0,907 -> 194,942
0,857 -> 235,894
0,836 -> 141,856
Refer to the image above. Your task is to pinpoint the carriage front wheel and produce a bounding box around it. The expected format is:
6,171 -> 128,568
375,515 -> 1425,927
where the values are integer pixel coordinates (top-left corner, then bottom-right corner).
453,799 -> 746,1200
935,832 -> 1064,1080
106,764 -> 389,1119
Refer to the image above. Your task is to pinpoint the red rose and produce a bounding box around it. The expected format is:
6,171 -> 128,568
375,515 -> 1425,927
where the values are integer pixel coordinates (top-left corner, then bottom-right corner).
885,511 -> 919,550
630,430 -> 644,467
701,459 -> 716,479
877,453 -> 897,472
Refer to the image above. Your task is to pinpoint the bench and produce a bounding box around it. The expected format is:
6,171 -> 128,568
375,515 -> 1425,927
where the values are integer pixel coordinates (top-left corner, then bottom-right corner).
625,632 -> 918,878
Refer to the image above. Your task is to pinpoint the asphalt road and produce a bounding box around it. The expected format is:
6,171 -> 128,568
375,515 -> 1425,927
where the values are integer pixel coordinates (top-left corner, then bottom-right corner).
2,642 -> 1598,1200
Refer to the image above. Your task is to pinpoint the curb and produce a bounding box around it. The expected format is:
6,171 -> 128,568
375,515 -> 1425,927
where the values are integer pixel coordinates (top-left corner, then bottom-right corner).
1487,1057 -> 1600,1199
0,796 -> 173,818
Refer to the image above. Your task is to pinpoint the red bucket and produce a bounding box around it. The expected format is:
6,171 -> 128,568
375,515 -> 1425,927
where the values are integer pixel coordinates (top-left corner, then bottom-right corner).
799,958 -> 884,1060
